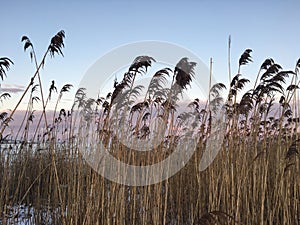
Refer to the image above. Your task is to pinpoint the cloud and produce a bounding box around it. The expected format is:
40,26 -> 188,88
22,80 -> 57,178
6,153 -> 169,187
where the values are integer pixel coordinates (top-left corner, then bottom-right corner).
0,84 -> 25,93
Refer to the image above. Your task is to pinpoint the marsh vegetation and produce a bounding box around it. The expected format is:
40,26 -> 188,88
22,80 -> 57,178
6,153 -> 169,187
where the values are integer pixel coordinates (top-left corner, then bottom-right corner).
0,31 -> 299,225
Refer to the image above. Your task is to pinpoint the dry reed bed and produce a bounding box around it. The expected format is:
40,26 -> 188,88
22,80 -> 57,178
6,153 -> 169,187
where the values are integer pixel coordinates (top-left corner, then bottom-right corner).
0,31 -> 299,224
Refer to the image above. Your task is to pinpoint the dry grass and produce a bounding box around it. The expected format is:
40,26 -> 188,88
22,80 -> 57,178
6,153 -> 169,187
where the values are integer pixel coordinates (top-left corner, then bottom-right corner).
0,32 -> 299,225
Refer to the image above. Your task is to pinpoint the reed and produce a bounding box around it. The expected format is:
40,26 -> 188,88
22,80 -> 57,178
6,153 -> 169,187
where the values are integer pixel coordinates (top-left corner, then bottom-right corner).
0,32 -> 299,225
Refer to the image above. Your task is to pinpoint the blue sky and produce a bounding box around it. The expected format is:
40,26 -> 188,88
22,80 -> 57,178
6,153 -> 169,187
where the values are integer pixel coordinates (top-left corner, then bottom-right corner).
1,0 -> 300,109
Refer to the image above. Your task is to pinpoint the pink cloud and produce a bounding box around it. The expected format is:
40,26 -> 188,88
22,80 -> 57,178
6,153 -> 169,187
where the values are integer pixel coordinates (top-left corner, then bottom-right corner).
1,84 -> 25,93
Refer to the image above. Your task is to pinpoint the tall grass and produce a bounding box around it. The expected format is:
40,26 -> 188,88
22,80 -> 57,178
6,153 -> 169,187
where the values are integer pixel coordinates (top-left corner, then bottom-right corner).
0,32 -> 299,225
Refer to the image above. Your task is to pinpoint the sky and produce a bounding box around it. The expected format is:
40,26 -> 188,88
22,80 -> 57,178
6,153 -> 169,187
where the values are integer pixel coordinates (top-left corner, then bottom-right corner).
1,0 -> 300,110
